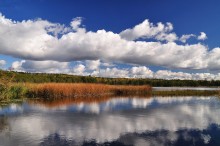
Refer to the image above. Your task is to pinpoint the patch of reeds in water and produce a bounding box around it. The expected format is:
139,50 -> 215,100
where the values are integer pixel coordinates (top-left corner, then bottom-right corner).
27,83 -> 152,99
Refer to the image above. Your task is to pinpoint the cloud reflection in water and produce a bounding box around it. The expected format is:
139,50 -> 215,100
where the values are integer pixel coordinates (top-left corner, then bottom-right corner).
0,96 -> 220,146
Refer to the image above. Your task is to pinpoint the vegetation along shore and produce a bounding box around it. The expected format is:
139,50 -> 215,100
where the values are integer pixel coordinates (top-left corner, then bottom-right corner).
1,70 -> 220,102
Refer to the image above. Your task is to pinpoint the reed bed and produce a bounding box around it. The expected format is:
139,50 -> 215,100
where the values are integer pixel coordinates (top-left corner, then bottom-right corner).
27,83 -> 152,99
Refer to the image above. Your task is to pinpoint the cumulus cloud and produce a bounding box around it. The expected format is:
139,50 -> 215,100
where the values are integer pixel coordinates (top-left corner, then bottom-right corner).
89,66 -> 220,80
70,17 -> 85,33
89,66 -> 153,78
119,20 -> 177,42
155,32 -> 178,42
72,64 -> 86,75
101,62 -> 115,67
206,48 -> 220,70
70,17 -> 82,30
11,60 -> 70,73
154,70 -> 191,80
0,59 -> 6,66
93,67 -> 220,80
10,59 -> 220,80
0,13 -> 220,76
198,32 -> 207,40
86,60 -> 100,70
179,34 -> 196,43
154,70 -> 220,80
91,67 -> 129,78
180,32 -> 207,43
11,60 -> 25,71
129,66 -> 153,78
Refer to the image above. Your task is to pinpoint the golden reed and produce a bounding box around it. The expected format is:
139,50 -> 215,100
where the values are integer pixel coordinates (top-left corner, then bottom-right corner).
27,83 -> 152,99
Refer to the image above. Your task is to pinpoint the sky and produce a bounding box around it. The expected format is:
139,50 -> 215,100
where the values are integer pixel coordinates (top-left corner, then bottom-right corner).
1,0 -> 220,80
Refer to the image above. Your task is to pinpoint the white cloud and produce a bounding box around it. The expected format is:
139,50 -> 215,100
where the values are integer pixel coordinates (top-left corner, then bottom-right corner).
155,32 -> 178,42
154,70 -> 220,80
10,59 -> 220,80
119,20 -> 177,42
101,62 -> 115,67
179,34 -> 195,43
0,59 -> 6,66
72,64 -> 85,75
46,24 -> 70,37
198,32 -> 207,40
70,17 -> 82,30
11,60 -> 88,75
91,67 -> 129,78
90,66 -> 153,78
180,32 -> 207,43
11,60 -> 70,73
86,60 -> 100,70
206,47 -> 220,70
154,70 -> 192,80
129,66 -> 153,78
70,17 -> 86,33
0,13 -> 220,74
92,67 -> 220,80
11,60 -> 25,71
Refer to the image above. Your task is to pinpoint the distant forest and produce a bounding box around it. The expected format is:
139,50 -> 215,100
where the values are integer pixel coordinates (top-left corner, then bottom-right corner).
1,70 -> 220,87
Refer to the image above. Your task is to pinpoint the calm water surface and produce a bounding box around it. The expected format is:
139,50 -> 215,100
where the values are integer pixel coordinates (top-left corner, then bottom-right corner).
153,87 -> 220,91
1,95 -> 220,146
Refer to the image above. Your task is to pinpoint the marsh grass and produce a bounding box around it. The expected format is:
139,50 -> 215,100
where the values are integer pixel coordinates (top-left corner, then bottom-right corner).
26,83 -> 152,99
0,84 -> 28,101
2,79 -> 220,103
0,72 -> 26,101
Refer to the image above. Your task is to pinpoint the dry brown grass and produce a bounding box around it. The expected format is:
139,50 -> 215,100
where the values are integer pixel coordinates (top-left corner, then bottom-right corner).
27,83 -> 152,99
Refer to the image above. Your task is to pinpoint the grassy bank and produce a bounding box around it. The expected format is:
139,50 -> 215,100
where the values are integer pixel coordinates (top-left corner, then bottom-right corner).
0,83 -> 28,101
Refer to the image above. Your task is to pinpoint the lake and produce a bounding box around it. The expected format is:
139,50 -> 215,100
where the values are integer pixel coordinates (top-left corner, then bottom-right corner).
153,87 -> 220,91
1,88 -> 220,146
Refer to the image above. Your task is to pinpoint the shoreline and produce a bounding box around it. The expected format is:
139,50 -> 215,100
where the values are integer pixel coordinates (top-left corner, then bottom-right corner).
1,84 -> 220,105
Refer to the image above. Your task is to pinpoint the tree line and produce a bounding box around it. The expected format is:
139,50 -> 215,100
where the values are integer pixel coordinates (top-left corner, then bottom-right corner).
1,70 -> 220,87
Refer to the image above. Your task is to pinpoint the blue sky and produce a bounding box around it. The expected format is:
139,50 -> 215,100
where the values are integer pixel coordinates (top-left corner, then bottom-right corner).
0,0 -> 218,47
1,0 -> 220,80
